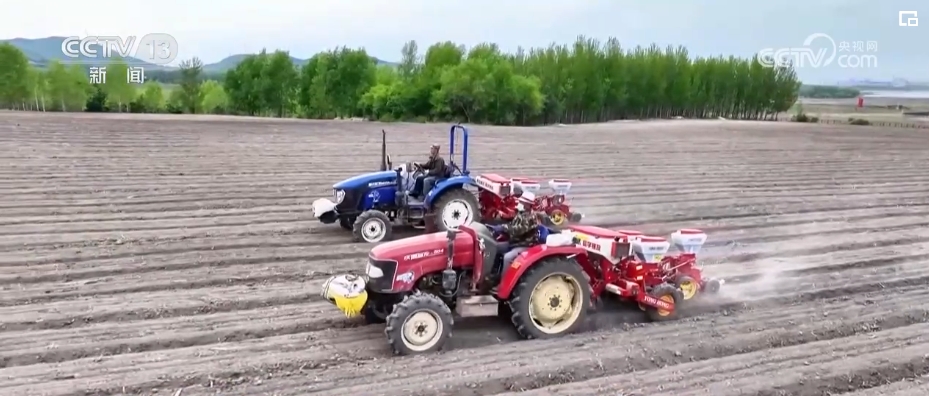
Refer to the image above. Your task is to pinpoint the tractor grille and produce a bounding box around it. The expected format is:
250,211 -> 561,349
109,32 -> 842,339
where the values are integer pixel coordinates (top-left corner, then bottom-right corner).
366,256 -> 397,292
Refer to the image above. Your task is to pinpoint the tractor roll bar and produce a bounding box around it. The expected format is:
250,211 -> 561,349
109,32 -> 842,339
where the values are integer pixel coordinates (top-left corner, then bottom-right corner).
449,124 -> 469,174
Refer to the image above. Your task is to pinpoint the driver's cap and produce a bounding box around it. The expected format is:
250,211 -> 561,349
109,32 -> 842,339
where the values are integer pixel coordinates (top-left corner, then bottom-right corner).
430,144 -> 440,149
518,191 -> 535,205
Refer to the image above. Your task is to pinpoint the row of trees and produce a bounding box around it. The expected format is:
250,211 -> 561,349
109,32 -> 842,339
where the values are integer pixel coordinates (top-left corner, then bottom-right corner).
0,37 -> 802,125
798,85 -> 861,99
0,44 -> 228,114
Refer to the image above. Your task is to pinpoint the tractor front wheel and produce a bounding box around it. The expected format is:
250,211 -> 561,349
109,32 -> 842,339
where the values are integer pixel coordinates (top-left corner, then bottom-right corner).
352,210 -> 392,243
385,292 -> 454,355
339,216 -> 356,231
645,284 -> 685,322
508,256 -> 590,339
362,293 -> 395,324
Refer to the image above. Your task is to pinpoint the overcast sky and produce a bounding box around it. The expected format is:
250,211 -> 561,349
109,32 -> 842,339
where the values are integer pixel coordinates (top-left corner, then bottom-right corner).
5,0 -> 926,84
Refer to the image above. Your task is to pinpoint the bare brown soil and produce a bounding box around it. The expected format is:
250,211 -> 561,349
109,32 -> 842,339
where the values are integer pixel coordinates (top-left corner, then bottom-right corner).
1,112 -> 929,395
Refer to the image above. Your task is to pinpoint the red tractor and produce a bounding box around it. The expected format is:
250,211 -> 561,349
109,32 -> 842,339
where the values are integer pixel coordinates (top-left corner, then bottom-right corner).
321,223 -> 723,355
475,173 -> 583,227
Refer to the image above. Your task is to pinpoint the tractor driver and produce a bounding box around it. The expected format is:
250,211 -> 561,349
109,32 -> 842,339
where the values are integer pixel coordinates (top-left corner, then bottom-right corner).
490,191 -> 540,268
414,144 -> 446,197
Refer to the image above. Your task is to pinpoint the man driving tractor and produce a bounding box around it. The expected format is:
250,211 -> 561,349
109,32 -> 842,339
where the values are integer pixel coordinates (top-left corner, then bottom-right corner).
413,144 -> 446,197
490,191 -> 541,267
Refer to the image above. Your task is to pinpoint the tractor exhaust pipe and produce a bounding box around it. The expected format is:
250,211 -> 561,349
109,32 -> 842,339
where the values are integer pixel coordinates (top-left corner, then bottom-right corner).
441,228 -> 458,292
379,129 -> 387,171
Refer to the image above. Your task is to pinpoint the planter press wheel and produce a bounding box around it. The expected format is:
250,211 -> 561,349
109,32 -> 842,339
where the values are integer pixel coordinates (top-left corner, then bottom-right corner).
675,275 -> 700,301
644,284 -> 684,322
549,209 -> 567,226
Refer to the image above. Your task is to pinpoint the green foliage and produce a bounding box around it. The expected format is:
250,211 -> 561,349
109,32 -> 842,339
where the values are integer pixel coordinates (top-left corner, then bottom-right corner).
200,80 -> 228,114
102,60 -> 136,112
178,57 -> 204,114
138,81 -> 166,112
0,36 -> 802,125
790,103 -> 819,123
0,43 -> 32,109
799,85 -> 861,99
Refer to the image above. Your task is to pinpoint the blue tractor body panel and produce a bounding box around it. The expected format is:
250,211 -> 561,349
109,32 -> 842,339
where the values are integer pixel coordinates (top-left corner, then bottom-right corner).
333,171 -> 397,190
362,185 -> 399,211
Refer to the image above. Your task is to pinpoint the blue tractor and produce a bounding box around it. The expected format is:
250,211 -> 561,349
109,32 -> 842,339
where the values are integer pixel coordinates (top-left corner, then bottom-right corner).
312,125 -> 481,243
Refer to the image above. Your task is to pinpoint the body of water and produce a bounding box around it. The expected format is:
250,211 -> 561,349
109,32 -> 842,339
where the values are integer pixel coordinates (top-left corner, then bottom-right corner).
860,90 -> 929,99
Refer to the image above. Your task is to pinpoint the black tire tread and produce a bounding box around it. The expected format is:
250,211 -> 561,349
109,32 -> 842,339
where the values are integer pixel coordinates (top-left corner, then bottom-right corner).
384,291 -> 454,355
352,210 -> 393,243
645,283 -> 685,322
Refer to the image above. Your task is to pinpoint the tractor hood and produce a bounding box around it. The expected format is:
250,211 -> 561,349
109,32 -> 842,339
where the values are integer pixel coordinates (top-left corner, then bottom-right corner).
333,171 -> 397,190
371,231 -> 475,264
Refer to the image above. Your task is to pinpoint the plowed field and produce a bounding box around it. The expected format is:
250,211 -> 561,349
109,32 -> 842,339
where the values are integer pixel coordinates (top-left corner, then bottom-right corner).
2,112 -> 929,396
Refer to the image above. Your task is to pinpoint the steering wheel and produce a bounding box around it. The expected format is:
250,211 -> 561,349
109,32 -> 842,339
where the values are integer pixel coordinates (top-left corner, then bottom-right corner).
411,162 -> 425,178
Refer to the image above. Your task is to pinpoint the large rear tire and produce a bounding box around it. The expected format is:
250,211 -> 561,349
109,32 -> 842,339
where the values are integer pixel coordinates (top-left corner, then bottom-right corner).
385,292 -> 454,355
508,256 -> 590,339
432,188 -> 480,231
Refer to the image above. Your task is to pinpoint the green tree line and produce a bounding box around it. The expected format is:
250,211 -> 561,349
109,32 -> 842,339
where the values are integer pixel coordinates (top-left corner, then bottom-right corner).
0,43 -> 226,114
0,36 -> 801,125
798,85 -> 861,99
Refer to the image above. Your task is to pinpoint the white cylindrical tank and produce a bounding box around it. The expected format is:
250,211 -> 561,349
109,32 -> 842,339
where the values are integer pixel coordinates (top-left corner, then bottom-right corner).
631,236 -> 670,263
671,228 -> 707,254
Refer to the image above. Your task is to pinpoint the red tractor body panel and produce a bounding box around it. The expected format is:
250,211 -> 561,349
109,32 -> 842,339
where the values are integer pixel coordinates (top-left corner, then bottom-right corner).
370,231 -> 477,292
494,244 -> 590,299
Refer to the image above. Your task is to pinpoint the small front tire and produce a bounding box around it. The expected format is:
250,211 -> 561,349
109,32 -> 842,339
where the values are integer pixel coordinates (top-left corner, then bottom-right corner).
339,216 -> 356,231
362,298 -> 393,324
352,210 -> 392,243
385,292 -> 454,355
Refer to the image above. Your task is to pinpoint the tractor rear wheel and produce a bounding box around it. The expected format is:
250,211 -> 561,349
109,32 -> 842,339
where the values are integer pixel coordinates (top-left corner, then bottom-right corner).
645,284 -> 685,322
508,256 -> 590,339
433,188 -> 479,231
385,292 -> 454,355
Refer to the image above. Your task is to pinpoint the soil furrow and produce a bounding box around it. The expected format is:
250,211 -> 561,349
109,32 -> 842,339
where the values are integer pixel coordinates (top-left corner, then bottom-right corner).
503,324 -> 929,396
166,290 -> 929,396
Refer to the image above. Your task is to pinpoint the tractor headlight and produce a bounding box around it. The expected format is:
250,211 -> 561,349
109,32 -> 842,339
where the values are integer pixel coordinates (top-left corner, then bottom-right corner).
365,262 -> 384,278
334,189 -> 345,204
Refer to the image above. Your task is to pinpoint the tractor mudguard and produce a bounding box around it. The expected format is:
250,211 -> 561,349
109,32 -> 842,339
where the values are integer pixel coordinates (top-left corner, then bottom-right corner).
495,245 -> 589,300
425,176 -> 474,207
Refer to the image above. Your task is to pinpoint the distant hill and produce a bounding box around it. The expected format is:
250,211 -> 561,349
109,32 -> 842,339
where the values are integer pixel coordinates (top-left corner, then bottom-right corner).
202,54 -> 398,74
2,36 -> 398,74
